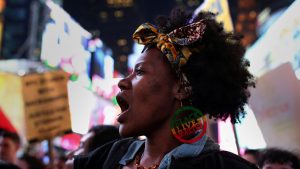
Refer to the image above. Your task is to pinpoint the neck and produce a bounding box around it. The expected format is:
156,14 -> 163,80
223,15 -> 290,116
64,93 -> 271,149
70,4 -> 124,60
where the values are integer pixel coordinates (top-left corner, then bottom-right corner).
140,120 -> 181,167
136,100 -> 182,168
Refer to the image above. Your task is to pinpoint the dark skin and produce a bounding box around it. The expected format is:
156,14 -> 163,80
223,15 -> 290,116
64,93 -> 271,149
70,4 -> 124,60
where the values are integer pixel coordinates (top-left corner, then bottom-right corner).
0,137 -> 20,165
117,48 -> 188,168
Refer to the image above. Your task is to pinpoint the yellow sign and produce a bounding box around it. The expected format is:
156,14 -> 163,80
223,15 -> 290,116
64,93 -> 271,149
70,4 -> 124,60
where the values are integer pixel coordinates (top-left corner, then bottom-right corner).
194,0 -> 234,32
0,70 -> 71,142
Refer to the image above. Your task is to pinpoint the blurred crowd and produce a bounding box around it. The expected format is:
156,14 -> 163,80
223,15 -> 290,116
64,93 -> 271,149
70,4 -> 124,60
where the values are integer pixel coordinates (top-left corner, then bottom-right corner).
1,126 -> 300,169
0,125 -> 121,169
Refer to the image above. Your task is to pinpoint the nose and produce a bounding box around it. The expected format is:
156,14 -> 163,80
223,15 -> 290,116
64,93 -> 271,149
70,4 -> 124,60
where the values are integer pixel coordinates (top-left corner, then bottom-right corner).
118,76 -> 131,91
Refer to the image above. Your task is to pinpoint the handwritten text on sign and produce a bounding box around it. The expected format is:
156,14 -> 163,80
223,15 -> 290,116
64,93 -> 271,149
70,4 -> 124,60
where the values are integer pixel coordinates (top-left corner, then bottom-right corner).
22,70 -> 71,141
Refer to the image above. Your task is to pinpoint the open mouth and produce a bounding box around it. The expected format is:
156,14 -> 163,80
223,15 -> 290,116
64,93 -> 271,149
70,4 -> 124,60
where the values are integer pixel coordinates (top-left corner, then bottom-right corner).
116,94 -> 129,113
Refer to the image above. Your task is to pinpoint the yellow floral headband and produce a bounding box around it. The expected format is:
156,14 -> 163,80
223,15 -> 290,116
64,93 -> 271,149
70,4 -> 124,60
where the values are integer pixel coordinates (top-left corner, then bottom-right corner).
132,20 -> 206,70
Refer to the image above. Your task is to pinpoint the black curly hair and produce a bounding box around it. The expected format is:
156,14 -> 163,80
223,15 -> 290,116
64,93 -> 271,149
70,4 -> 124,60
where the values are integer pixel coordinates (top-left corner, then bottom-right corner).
258,148 -> 300,169
154,8 -> 255,123
0,130 -> 21,146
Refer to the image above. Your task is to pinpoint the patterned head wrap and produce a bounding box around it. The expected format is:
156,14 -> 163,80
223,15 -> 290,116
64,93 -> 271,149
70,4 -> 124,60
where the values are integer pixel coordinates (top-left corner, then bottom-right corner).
132,20 -> 206,70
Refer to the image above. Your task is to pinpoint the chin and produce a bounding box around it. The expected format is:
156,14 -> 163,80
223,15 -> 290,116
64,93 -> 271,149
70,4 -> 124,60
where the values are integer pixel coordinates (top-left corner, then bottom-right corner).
118,124 -> 131,137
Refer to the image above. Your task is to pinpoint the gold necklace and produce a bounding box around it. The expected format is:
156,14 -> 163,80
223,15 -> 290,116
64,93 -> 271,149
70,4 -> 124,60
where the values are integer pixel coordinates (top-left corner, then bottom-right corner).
134,152 -> 159,169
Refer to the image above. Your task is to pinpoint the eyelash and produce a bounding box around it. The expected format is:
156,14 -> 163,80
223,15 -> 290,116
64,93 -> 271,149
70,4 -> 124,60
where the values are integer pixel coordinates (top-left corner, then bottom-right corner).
135,67 -> 144,75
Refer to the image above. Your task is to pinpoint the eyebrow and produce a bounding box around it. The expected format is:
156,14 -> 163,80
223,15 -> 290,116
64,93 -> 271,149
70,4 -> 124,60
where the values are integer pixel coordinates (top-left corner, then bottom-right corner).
134,62 -> 144,69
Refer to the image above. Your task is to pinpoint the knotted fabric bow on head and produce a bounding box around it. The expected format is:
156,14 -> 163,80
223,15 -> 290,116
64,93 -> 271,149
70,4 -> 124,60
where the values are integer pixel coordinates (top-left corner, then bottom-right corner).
132,20 -> 206,70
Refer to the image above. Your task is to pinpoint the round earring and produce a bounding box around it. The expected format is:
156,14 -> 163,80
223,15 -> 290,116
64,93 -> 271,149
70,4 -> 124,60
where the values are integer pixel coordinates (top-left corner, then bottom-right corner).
170,103 -> 207,144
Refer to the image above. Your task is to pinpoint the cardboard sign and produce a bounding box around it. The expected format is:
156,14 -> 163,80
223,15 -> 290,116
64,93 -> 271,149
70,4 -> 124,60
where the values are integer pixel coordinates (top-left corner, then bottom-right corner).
0,70 -> 71,142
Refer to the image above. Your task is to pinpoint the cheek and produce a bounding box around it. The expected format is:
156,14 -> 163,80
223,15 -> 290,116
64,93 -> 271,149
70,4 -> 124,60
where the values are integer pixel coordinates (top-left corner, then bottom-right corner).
133,78 -> 174,120
11,145 -> 19,153
147,77 -> 165,93
133,77 -> 169,103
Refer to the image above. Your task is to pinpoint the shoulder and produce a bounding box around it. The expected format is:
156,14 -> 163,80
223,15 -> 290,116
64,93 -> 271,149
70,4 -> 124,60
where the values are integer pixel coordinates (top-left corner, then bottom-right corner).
173,150 -> 258,169
201,150 -> 258,169
0,160 -> 21,169
74,137 -> 137,169
217,151 -> 258,169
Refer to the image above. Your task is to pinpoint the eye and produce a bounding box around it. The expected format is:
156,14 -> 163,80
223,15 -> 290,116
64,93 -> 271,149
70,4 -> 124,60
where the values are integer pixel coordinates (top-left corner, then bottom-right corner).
135,67 -> 144,76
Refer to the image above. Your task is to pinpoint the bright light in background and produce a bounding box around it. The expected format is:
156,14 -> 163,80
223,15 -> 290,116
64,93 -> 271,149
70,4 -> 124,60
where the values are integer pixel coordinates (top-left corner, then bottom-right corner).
104,55 -> 114,79
128,42 -> 144,71
45,0 -> 90,38
102,105 -> 118,125
295,68 -> 300,79
39,0 -> 121,137
71,74 -> 121,132
235,105 -> 267,149
68,81 -> 98,134
72,55 -> 88,74
92,75 -> 121,99
245,0 -> 300,78
218,118 -> 238,154
218,105 -> 267,154
41,23 -> 61,67
41,0 -> 91,89
0,0 -> 5,12
242,0 -> 300,151
88,38 -> 103,52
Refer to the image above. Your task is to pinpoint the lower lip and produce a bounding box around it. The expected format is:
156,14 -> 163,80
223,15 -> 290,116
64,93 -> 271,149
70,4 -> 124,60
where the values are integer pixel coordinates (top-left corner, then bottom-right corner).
117,109 -> 129,123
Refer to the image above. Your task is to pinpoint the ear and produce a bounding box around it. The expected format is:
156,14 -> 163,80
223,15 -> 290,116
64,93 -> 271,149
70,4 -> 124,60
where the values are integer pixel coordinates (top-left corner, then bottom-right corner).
173,80 -> 190,100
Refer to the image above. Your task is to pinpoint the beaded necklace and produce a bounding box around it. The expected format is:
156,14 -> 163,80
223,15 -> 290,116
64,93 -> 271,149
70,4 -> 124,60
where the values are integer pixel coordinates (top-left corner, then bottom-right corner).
134,152 -> 159,169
